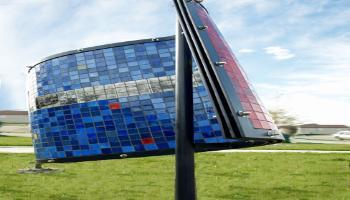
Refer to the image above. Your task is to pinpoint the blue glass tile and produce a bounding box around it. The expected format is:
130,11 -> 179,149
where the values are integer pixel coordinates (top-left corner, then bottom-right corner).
144,144 -> 158,151
111,147 -> 122,153
122,146 -> 135,153
118,135 -> 129,141
101,148 -> 112,154
28,38 -> 235,161
133,144 -> 144,151
167,141 -> 175,148
157,143 -> 169,149
204,137 -> 218,143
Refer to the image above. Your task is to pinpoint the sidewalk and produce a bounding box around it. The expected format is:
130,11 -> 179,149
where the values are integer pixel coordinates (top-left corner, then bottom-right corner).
0,146 -> 34,153
1,146 -> 350,154
216,149 -> 350,154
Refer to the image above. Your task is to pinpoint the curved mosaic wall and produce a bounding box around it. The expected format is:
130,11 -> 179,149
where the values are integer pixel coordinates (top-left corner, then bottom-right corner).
28,36 -> 247,162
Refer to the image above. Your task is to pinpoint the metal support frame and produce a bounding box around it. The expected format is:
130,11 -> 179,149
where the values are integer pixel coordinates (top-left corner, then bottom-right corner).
175,21 -> 196,200
18,161 -> 62,174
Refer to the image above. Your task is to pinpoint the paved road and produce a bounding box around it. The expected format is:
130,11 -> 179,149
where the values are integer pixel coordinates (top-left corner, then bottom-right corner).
290,135 -> 350,144
1,146 -> 350,154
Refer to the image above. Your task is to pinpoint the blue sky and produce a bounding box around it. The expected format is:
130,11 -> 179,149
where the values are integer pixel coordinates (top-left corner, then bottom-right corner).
0,0 -> 349,125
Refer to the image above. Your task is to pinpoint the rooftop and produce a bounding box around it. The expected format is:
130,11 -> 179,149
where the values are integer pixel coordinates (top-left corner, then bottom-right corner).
299,123 -> 349,128
0,110 -> 28,115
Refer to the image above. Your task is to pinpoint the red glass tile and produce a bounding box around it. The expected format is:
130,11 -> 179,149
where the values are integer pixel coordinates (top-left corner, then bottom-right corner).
240,95 -> 249,102
269,122 -> 277,130
251,120 -> 263,129
261,121 -> 271,129
251,104 -> 263,112
256,112 -> 266,121
141,138 -> 155,145
241,102 -> 252,111
248,112 -> 258,120
195,4 -> 276,130
109,102 -> 121,110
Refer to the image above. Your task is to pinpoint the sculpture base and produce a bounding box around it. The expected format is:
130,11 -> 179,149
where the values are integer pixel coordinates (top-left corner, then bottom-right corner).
18,163 -> 63,174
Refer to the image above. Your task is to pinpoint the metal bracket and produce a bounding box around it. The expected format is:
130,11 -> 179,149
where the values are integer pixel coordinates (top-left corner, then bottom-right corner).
120,154 -> 128,158
237,111 -> 250,117
197,25 -> 208,30
267,130 -> 280,136
215,61 -> 227,66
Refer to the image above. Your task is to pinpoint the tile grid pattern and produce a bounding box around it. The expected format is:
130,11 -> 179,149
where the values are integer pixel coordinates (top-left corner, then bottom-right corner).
195,4 -> 276,130
33,73 -> 204,111
28,38 -> 237,160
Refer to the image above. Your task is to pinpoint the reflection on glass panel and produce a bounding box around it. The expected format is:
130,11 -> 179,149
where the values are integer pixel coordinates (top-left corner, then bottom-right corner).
84,87 -> 96,101
76,89 -> 85,103
126,81 -> 139,96
106,92 -> 117,99
94,85 -> 106,100
149,78 -> 161,93
192,76 -> 198,87
170,76 -> 176,87
115,82 -> 127,97
66,90 -> 77,104
35,94 -> 59,109
66,97 -> 77,104
57,92 -> 68,105
104,84 -> 115,90
97,94 -> 106,100
159,76 -> 173,91
136,80 -> 150,94
28,42 -> 185,111
193,72 -> 203,85
66,90 -> 76,98
94,88 -> 105,95
105,84 -> 117,99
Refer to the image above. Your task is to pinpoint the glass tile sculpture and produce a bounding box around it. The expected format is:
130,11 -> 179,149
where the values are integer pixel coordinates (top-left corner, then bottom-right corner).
28,35 -> 282,162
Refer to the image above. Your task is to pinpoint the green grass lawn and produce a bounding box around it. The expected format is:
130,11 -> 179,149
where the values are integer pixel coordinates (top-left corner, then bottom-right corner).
247,143 -> 350,151
0,123 -> 28,126
0,153 -> 349,200
0,136 -> 33,146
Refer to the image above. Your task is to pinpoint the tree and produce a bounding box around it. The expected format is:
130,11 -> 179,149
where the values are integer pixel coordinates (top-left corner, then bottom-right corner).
269,109 -> 299,140
269,109 -> 298,126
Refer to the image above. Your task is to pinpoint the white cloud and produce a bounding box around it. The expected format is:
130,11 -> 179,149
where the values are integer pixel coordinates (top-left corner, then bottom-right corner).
238,48 -> 255,53
208,0 -> 350,124
292,35 -> 350,66
208,0 -> 279,14
255,66 -> 350,125
0,0 -> 175,110
0,0 -> 349,126
260,91 -> 350,125
264,46 -> 295,60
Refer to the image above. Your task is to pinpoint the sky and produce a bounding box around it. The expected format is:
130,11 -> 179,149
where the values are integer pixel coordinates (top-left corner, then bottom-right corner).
0,0 -> 349,125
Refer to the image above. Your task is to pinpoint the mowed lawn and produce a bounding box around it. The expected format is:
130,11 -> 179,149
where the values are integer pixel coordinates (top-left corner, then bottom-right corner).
0,152 -> 349,200
0,136 -> 32,146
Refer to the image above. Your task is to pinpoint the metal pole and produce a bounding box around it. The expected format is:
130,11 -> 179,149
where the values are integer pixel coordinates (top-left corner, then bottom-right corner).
175,21 -> 196,200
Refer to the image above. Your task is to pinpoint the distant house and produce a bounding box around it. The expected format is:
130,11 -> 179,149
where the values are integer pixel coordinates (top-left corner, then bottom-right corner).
297,123 -> 349,135
0,110 -> 28,124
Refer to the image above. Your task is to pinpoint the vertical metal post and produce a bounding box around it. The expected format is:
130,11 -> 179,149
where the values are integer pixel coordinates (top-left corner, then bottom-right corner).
175,21 -> 196,200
